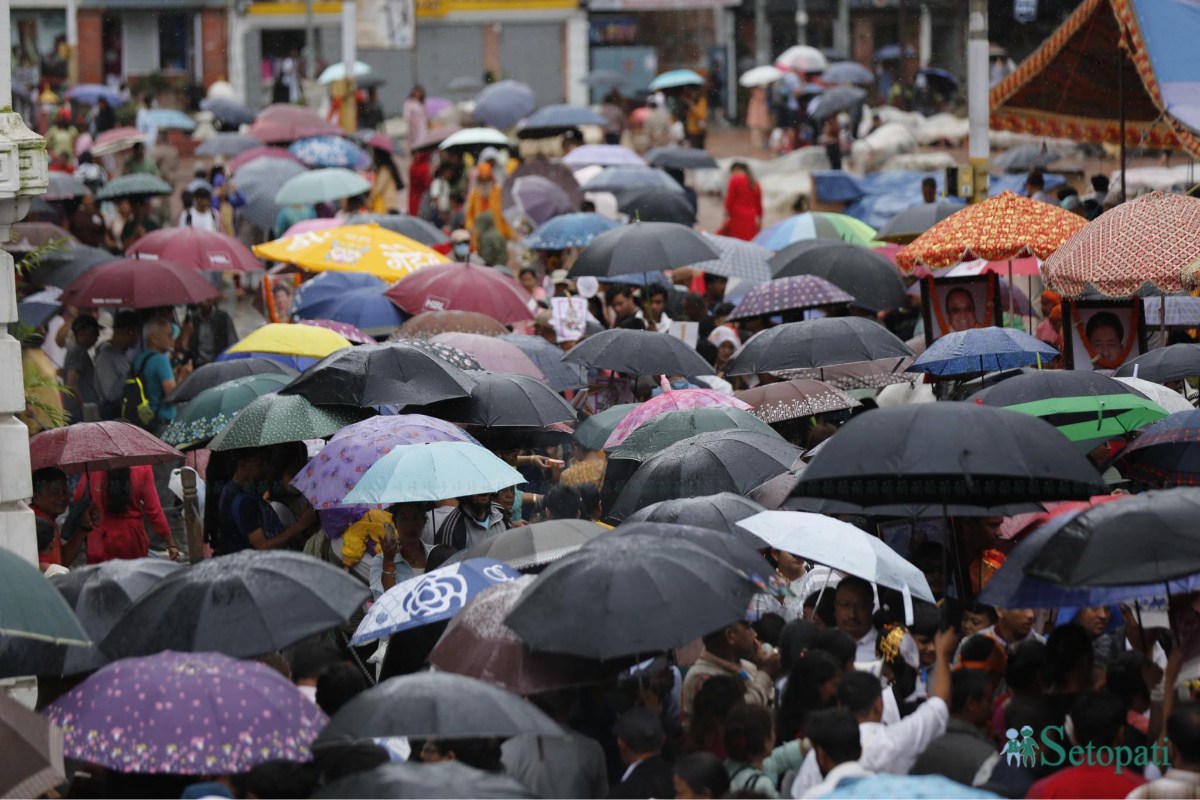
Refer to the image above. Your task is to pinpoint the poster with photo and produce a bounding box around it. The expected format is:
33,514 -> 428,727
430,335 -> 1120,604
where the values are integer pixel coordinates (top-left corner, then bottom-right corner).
920,274 -> 1002,347
262,273 -> 301,323
1062,299 -> 1147,372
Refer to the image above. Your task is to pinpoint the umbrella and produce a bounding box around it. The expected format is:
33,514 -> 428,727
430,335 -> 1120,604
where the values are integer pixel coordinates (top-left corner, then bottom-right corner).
1114,343 -> 1200,384
316,671 -> 562,743
429,575 -> 605,696
91,126 -> 145,156
625,493 -> 767,538
385,336 -> 483,370
317,761 -> 536,799
971,370 -> 1169,443
734,378 -> 861,423
876,201 -> 965,244
256,224 -> 447,282
825,774 -> 996,799
60,258 -> 219,308
525,213 -> 618,251
645,146 -> 719,170
168,358 -> 298,404
289,135 -> 370,169
350,558 -> 520,645
610,520 -> 771,579
274,167 -> 372,205
739,65 -> 785,87
64,83 -> 123,106
0,549 -> 89,645
100,551 -> 368,659
398,310 -> 508,338
992,144 -> 1061,174
728,275 -> 855,320
290,271 -> 387,314
449,519 -> 607,571
775,45 -> 829,73
794,403 -> 1107,506
724,317 -> 914,381
29,420 -> 183,473
563,328 -> 715,377
754,212 -> 878,250
233,157 -> 308,230
26,245 -> 116,290
318,60 -> 371,84
0,693 -> 64,798
648,69 -> 704,91
431,333 -> 546,382
250,104 -> 342,142
144,108 -> 195,131
873,43 -> 916,61
386,262 -> 533,323
572,221 -> 719,278
3,222 -> 77,254
411,124 -> 462,151
610,430 -> 803,519
512,176 -> 576,226
581,166 -> 684,196
807,86 -> 867,120
428,372 -> 576,429
299,318 -> 376,345
769,240 -> 906,311
584,69 -> 627,90
161,374 -> 292,448
282,341 -> 475,408
1143,295 -> 1200,328
498,333 -> 587,392
917,67 -> 960,93
504,533 -> 758,659
575,403 -> 638,451
226,322 -> 352,359
17,287 -> 62,328
126,227 -> 262,271
293,288 -> 406,336
207,393 -> 367,451
94,173 -> 172,200
47,651 -> 327,775
229,145 -> 306,174
473,80 -> 537,129
1024,488 -> 1200,587
502,159 -> 583,212
689,233 -> 774,282
607,407 -> 777,461
518,104 -> 607,133
1114,410 -> 1200,486
823,61 -> 874,85
908,327 -> 1060,377
562,144 -> 647,168
438,127 -> 515,151
341,441 -> 525,505
618,185 -> 696,225
198,100 -> 257,129
1114,377 -> 1193,414
44,173 -> 89,201
345,213 -> 450,246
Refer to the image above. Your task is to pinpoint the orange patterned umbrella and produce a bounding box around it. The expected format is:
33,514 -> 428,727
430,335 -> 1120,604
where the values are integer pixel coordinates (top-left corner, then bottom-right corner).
1042,192 -> 1200,298
896,191 -> 1086,271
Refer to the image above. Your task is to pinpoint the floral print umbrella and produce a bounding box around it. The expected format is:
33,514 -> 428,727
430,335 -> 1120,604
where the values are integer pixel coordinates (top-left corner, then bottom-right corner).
727,275 -> 855,320
604,388 -> 751,450
288,135 -> 370,169
160,374 -> 292,449
46,651 -> 327,775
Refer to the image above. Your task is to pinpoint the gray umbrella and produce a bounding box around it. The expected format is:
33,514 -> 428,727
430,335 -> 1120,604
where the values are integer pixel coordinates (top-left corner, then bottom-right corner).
200,98 -> 257,127
823,61 -> 875,85
28,245 -> 117,289
645,146 -> 718,170
346,213 -> 450,246
993,145 -> 1060,174
446,75 -> 484,94
427,371 -> 576,428
517,104 -> 607,134
316,671 -> 562,743
167,357 -> 299,404
95,174 -> 172,201
473,80 -> 537,129
447,519 -> 607,570
498,333 -> 587,392
769,239 -> 907,311
689,233 -> 773,282
236,157 -> 309,230
617,185 -> 695,225
195,132 -> 263,157
611,521 -> 771,577
45,172 -> 88,200
581,166 -> 683,195
316,760 -> 536,799
624,492 -> 769,539
807,86 -> 868,121
562,328 -> 714,376
724,317 -> 913,378
571,221 -> 719,279
876,201 -> 964,244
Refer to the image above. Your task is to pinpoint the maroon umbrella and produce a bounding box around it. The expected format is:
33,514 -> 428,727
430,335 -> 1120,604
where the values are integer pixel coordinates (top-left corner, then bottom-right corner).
30,421 -> 184,474
228,146 -> 304,174
249,105 -> 341,143
386,263 -> 534,324
126,228 -> 262,272
61,258 -> 220,308
395,311 -> 508,339
431,332 -> 548,382
3,222 -> 78,254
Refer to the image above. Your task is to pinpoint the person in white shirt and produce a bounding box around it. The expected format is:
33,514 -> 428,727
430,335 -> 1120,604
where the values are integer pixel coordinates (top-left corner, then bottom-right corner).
134,94 -> 157,148
178,186 -> 219,232
802,708 -> 872,799
792,626 -> 957,797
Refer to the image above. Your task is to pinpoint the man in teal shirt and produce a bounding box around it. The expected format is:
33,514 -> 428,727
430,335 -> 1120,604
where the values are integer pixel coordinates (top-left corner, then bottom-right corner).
133,318 -> 181,430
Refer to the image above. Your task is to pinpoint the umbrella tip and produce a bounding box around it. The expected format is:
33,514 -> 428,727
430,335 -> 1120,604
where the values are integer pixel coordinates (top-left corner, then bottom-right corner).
659,375 -> 672,393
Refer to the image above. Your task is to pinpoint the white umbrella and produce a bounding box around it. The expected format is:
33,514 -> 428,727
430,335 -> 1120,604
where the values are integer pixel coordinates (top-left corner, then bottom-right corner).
205,80 -> 237,101
1114,377 -> 1194,413
736,510 -> 933,622
318,61 -> 372,85
775,46 -> 829,74
739,65 -> 785,88
438,127 -> 514,150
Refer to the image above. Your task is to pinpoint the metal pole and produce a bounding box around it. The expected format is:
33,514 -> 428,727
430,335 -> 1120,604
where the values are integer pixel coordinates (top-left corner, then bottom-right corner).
966,0 -> 990,203
340,0 -> 358,132
66,0 -> 78,86
754,0 -> 770,67
796,0 -> 808,47
305,0 -> 317,84
834,0 -> 850,60
1119,34 -> 1127,203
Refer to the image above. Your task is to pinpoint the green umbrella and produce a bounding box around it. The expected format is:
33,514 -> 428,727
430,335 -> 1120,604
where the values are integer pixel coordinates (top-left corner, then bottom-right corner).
999,395 -> 1169,443
95,174 -> 173,201
574,403 -> 637,451
208,393 -> 368,452
606,407 -> 781,461
273,167 -> 371,205
161,374 -> 293,449
0,549 -> 89,645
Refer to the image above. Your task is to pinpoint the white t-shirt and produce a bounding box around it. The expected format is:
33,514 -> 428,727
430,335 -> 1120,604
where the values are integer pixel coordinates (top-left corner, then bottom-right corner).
179,208 -> 218,231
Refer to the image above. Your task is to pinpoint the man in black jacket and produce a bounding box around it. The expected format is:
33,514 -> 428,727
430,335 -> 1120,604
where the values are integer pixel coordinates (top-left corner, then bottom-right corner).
609,707 -> 673,799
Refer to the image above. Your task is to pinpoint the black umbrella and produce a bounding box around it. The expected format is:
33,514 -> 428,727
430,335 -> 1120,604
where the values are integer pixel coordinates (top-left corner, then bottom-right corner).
784,496 -> 1044,518
645,146 -> 719,170
0,559 -> 181,678
610,430 -> 803,520
446,519 -> 607,571
345,213 -> 450,246
624,493 -> 768,538
876,202 -> 964,244
427,371 -> 576,428
316,761 -> 536,799
724,317 -> 913,381
1024,488 -> 1200,587
100,551 -> 369,660
505,533 -> 758,659
794,403 -> 1107,506
1115,410 -> 1200,487
769,240 -> 907,311
280,342 -> 476,409
562,328 -> 714,376
27,245 -> 116,289
1113,344 -> 1200,385
571,222 -> 719,279
167,357 -> 300,404
807,86 -> 867,120
617,185 -> 696,225
992,145 -> 1060,174
971,369 -> 1147,407
316,671 -> 562,743
616,518 -> 768,570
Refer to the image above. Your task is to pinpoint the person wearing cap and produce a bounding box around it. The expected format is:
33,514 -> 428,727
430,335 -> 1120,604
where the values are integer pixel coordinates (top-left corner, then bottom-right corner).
62,314 -> 101,422
550,269 -> 575,297
465,159 -> 513,240
610,707 -> 674,799
93,311 -> 140,420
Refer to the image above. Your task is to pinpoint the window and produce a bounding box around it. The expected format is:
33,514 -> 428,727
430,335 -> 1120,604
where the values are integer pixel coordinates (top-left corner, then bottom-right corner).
158,12 -> 193,74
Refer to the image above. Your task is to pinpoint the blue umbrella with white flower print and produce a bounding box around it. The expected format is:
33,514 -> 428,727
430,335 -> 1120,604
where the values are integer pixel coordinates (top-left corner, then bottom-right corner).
289,135 -> 370,169
727,275 -> 855,321
160,374 -> 293,449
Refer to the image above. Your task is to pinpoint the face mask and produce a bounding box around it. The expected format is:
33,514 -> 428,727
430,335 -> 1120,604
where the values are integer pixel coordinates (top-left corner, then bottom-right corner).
170,322 -> 181,340
452,243 -> 471,260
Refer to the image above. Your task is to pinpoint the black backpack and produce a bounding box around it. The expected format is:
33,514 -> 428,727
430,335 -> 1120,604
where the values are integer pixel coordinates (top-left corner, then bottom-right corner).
120,352 -> 157,429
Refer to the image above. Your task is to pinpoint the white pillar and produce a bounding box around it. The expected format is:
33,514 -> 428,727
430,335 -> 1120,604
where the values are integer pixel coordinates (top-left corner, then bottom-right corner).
833,0 -> 850,60
967,0 -> 990,202
919,4 -> 932,68
342,0 -> 357,78
754,0 -> 770,66
565,13 -> 589,108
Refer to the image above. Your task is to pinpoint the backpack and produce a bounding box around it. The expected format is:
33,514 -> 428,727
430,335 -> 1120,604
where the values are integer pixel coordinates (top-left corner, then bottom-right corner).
120,352 -> 157,429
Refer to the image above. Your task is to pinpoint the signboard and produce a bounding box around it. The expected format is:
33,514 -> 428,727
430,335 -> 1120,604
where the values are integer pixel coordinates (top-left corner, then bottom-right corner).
357,0 -> 416,49
551,297 -> 588,343
589,0 -> 738,9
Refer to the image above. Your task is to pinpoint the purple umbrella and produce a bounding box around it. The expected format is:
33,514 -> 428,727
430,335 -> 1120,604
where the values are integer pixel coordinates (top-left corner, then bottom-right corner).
728,275 -> 856,321
294,414 -> 480,509
425,96 -> 454,117
297,318 -> 375,345
561,144 -> 647,168
512,176 -> 576,226
46,651 -> 326,775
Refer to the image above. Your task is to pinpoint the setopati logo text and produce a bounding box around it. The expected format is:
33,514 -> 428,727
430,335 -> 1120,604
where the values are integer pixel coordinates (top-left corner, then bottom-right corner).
1002,726 -> 1170,774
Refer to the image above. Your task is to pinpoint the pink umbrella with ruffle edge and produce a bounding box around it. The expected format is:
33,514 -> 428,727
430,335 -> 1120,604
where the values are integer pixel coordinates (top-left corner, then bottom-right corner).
604,388 -> 751,450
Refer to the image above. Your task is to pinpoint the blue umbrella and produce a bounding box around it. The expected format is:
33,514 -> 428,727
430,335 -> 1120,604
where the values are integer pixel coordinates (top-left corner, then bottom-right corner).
525,213 -> 618,250
473,80 -> 537,129
342,441 -> 526,505
917,67 -> 960,93
200,97 -> 256,127
518,105 -> 607,131
292,271 -> 390,316
145,108 -> 196,131
648,69 -> 704,91
216,350 -> 320,372
350,558 -> 520,645
581,167 -> 684,195
292,287 -> 407,335
823,61 -> 874,86
236,158 -> 308,230
289,135 -> 370,169
65,84 -> 125,106
908,328 -> 1060,377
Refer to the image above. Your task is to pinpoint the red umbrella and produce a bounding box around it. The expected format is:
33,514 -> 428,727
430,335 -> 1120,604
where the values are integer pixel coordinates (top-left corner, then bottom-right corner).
126,228 -> 262,272
61,258 -> 220,308
999,495 -> 1122,542
385,263 -> 534,324
228,146 -> 304,174
30,421 -> 184,474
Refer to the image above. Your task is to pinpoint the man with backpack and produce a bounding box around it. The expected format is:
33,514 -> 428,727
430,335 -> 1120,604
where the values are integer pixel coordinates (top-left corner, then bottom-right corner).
122,318 -> 187,433
178,186 -> 219,231
94,311 -> 139,420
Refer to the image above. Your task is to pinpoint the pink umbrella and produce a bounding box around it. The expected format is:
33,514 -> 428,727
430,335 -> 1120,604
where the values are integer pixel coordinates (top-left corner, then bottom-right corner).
297,318 -> 375,345
249,105 -> 341,143
604,388 -> 752,450
282,217 -> 342,239
431,332 -> 548,383
91,126 -> 144,156
127,228 -> 262,272
228,146 -> 304,174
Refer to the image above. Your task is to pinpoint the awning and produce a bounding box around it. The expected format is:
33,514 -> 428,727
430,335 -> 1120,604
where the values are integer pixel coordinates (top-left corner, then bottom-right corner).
990,0 -> 1200,157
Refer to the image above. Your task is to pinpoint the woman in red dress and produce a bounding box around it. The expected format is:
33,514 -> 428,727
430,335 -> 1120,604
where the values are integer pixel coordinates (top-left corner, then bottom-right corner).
408,150 -> 433,217
74,465 -> 177,563
720,162 -> 763,241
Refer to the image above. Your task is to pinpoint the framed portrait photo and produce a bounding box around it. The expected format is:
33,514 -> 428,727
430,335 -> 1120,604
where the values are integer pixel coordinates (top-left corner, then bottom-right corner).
920,274 -> 1003,347
1062,299 -> 1147,372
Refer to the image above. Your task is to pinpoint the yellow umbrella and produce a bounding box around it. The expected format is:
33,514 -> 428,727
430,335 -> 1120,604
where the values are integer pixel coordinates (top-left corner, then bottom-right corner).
225,323 -> 351,359
252,223 -> 448,282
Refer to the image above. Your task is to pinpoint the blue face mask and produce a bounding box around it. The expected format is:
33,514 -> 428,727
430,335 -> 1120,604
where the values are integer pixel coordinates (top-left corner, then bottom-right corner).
669,379 -> 690,390
170,322 -> 181,340
452,243 -> 471,260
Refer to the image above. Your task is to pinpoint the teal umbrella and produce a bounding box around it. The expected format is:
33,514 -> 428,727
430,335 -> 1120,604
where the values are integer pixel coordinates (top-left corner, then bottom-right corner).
606,407 -> 781,461
0,549 -> 89,645
274,167 -> 371,205
95,174 -> 172,201
208,394 -> 368,452
574,403 -> 638,451
161,374 -> 293,449
342,441 -> 526,504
